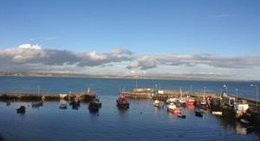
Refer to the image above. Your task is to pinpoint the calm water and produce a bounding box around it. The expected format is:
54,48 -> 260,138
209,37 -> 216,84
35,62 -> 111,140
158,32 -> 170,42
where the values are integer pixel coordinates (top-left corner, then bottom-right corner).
0,76 -> 260,141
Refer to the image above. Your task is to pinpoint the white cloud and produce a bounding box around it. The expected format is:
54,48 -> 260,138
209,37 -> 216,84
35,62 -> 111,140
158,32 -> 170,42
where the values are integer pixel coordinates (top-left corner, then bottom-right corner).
126,54 -> 260,70
1,44 -> 260,80
18,44 -> 42,50
88,51 -> 107,60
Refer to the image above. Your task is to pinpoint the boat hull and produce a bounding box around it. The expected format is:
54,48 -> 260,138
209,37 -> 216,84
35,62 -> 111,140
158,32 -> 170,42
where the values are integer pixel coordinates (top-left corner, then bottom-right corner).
117,101 -> 129,109
195,110 -> 203,117
88,102 -> 100,112
167,108 -> 182,114
186,99 -> 195,106
153,100 -> 164,108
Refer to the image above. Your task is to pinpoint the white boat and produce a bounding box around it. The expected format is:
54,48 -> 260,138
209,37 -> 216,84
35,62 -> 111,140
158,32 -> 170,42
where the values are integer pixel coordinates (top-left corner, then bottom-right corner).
167,103 -> 182,114
179,88 -> 186,106
212,111 -> 223,116
179,98 -> 186,105
153,100 -> 164,108
201,98 -> 207,105
59,100 -> 67,109
166,98 -> 176,104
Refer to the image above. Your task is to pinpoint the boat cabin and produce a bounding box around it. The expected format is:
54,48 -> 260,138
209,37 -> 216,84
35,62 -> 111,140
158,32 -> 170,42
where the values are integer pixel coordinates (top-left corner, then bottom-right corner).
234,103 -> 249,112
222,95 -> 235,107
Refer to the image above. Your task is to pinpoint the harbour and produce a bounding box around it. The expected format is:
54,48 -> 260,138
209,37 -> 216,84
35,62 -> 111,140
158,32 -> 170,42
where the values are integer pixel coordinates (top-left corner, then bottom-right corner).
2,87 -> 259,126
0,76 -> 260,141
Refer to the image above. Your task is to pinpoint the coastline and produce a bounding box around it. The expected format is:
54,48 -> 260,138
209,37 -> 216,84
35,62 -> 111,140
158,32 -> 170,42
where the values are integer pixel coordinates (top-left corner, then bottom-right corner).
0,71 -> 256,82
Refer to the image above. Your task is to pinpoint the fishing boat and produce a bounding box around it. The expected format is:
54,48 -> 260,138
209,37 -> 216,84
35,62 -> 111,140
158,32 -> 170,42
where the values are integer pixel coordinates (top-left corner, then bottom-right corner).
117,95 -> 129,109
177,114 -> 186,119
239,112 -> 253,125
195,109 -> 203,117
92,98 -> 102,108
186,97 -> 195,106
166,97 -> 177,104
17,106 -> 26,113
153,100 -> 164,108
83,88 -> 96,102
32,101 -> 43,107
59,104 -> 67,109
88,101 -> 100,112
167,103 -> 182,114
59,100 -> 67,109
179,98 -> 186,107
212,111 -> 223,116
69,99 -> 80,110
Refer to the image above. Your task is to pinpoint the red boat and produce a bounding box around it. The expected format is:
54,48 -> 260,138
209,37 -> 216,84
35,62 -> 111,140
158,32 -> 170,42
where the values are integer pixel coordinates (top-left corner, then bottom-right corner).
167,103 -> 182,114
117,95 -> 129,109
186,98 -> 195,106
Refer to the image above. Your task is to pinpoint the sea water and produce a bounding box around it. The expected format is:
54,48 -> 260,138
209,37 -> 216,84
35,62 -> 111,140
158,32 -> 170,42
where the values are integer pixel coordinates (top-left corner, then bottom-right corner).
0,76 -> 259,141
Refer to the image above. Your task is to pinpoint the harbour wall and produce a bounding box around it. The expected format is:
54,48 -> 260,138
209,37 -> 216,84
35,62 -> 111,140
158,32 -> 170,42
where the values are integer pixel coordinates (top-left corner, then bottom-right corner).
0,92 -> 95,102
121,88 -> 260,112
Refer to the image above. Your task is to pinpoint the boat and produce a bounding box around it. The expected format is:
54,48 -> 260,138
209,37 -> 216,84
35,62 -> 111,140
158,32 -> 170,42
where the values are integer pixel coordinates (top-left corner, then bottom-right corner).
17,106 -> 26,113
186,97 -> 195,106
212,111 -> 223,116
179,98 -> 186,107
92,98 -> 102,108
166,97 -> 177,104
69,99 -> 80,110
200,98 -> 207,105
167,103 -> 182,114
153,100 -> 164,108
239,113 -> 253,125
59,100 -> 67,109
59,104 -> 67,109
195,109 -> 203,117
83,88 -> 96,102
88,101 -> 100,112
177,114 -> 186,119
32,101 -> 43,107
200,98 -> 208,110
117,95 -> 130,109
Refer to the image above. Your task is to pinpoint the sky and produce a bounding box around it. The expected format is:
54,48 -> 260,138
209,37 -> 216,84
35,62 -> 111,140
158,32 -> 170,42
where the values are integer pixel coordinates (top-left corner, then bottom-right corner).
0,0 -> 260,80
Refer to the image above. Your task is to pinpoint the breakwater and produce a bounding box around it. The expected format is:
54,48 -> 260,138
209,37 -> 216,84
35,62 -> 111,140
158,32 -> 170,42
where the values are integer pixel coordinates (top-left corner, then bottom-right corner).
121,88 -> 260,111
121,87 -> 260,127
0,92 -> 95,102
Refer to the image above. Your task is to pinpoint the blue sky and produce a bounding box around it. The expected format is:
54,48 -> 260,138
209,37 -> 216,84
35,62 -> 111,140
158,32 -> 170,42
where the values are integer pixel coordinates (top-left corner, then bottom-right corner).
0,0 -> 260,80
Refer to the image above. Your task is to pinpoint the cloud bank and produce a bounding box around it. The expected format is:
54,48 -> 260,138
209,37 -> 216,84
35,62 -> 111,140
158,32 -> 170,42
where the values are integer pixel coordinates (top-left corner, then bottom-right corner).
0,44 -> 260,79
126,54 -> 260,70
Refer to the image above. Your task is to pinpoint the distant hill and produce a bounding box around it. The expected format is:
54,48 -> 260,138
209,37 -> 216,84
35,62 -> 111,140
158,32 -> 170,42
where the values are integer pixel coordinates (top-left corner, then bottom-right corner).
0,71 -> 248,82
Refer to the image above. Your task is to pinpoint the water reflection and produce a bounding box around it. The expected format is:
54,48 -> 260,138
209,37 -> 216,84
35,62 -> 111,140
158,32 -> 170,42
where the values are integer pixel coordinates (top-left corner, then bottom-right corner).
236,124 -> 254,135
1,99 -> 260,141
118,108 -> 129,116
215,114 -> 255,135
153,106 -> 163,113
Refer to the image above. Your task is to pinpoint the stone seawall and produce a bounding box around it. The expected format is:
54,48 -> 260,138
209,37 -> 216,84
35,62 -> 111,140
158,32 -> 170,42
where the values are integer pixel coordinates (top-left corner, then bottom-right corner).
0,92 -> 96,102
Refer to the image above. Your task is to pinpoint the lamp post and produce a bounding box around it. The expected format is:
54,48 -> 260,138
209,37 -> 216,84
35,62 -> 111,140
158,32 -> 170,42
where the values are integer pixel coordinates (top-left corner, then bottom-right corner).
223,85 -> 228,95
251,84 -> 259,111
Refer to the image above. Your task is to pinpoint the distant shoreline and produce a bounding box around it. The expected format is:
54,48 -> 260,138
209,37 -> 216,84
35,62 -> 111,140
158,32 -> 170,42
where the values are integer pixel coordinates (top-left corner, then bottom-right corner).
0,71 -> 256,82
